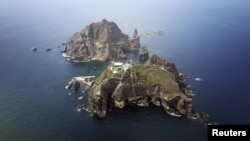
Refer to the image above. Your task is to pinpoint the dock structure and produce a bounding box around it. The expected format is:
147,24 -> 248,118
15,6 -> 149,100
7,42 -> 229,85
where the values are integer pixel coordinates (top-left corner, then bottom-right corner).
74,76 -> 95,86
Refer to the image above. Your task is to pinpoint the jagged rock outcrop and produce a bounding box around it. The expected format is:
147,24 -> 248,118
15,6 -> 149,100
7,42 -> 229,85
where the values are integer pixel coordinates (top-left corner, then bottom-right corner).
65,78 -> 80,93
63,19 -> 140,62
88,55 -> 200,119
130,28 -> 140,51
138,46 -> 149,62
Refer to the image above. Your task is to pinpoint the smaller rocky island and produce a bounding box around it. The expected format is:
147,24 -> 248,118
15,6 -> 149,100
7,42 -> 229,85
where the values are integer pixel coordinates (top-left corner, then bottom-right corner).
62,19 -> 140,62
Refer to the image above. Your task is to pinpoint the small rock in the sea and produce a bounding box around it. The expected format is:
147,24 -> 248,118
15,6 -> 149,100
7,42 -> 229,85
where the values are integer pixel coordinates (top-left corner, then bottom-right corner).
77,104 -> 86,112
65,78 -> 80,93
31,47 -> 37,52
46,48 -> 52,52
207,121 -> 219,125
153,30 -> 164,35
202,112 -> 209,118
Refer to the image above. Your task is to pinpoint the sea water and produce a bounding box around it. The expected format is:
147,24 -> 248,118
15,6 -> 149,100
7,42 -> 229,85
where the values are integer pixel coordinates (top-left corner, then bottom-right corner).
0,0 -> 250,141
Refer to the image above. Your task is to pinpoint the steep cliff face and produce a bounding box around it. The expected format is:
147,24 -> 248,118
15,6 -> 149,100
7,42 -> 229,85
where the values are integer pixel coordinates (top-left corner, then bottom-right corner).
88,55 -> 200,119
63,19 -> 140,62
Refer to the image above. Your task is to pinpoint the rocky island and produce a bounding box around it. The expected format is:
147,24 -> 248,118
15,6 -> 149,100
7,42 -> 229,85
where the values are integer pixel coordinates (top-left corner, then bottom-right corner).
63,19 -> 207,122
62,19 -> 140,62
87,55 -> 199,119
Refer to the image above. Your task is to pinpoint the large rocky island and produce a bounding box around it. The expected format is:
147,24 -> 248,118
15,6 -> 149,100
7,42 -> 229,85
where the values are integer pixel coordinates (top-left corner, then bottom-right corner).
87,55 -> 200,119
62,19 -> 140,62
64,19 -> 205,122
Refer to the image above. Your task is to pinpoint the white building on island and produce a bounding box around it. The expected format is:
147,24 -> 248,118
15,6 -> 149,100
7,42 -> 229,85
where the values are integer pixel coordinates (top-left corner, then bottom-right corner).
110,60 -> 132,73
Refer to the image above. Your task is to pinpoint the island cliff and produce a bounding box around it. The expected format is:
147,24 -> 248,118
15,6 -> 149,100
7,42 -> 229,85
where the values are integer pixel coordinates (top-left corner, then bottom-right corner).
87,55 -> 200,119
62,19 -> 140,62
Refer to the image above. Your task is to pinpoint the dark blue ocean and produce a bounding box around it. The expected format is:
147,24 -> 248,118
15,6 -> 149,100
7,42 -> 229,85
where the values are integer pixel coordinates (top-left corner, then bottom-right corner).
1,0 -> 250,141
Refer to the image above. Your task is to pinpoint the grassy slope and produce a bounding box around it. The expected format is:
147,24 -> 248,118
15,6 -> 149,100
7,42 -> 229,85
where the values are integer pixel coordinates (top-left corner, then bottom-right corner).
94,62 -> 183,100
131,65 -> 182,99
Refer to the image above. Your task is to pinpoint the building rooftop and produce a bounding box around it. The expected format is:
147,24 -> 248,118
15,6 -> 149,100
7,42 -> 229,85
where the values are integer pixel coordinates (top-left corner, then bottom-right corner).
114,62 -> 123,66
